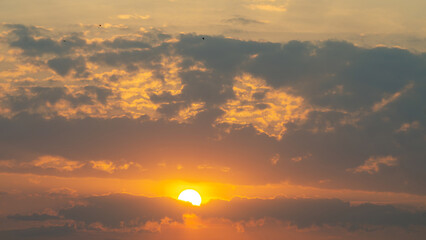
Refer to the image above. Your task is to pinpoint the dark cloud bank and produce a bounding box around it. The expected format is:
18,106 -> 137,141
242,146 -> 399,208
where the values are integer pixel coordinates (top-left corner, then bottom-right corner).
2,194 -> 426,239
60,194 -> 426,230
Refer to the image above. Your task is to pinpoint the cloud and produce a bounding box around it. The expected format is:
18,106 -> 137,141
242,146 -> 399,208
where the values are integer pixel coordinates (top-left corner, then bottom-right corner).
90,160 -> 115,173
372,83 -> 414,112
0,25 -> 425,195
349,156 -> 398,174
47,57 -> 88,77
7,213 -> 60,221
0,224 -> 75,240
396,121 -> 421,133
27,194 -> 426,231
247,4 -> 287,12
103,38 -> 151,49
2,86 -> 116,118
243,41 -> 425,113
59,194 -> 192,228
200,197 -> 426,230
270,153 -> 280,165
117,14 -> 150,20
83,86 -> 113,105
4,193 -> 422,238
0,160 -> 14,168
5,87 -> 89,112
4,24 -> 65,56
1,192 -> 426,239
88,47 -> 166,73
23,155 -> 84,172
216,73 -> 309,139
4,24 -> 87,57
224,16 -> 267,25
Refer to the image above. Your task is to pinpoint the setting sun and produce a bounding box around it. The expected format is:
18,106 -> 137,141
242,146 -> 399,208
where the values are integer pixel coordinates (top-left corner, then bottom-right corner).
178,189 -> 202,206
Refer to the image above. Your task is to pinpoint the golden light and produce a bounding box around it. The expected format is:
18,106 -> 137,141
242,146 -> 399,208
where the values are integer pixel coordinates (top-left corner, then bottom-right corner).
178,189 -> 202,206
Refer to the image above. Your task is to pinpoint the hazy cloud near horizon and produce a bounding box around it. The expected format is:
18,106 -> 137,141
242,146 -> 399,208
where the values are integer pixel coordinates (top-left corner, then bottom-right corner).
1,193 -> 426,239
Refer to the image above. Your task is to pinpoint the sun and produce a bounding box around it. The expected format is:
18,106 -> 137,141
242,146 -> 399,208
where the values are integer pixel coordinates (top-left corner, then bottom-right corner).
178,189 -> 202,206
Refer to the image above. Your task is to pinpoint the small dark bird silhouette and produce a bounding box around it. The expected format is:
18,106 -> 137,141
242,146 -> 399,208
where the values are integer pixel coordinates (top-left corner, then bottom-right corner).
202,37 -> 205,40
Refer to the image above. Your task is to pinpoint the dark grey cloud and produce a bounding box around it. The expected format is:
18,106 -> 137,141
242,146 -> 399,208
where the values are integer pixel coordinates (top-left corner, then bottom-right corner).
244,40 -> 426,112
0,113 -> 278,186
0,113 -> 218,174
4,24 -> 87,57
5,24 -> 66,56
3,194 -> 426,239
254,103 -> 270,110
252,91 -> 267,100
88,46 -> 167,73
156,102 -> 185,117
0,224 -> 75,240
88,29 -> 172,73
37,194 -> 426,231
0,189 -> 79,216
4,87 -> 93,113
7,213 -> 60,221
201,197 -> 426,230
83,86 -> 113,105
59,194 -> 191,228
138,28 -> 172,45
149,91 -> 178,103
103,38 -> 151,49
47,56 -> 88,77
178,70 -> 234,106
175,34 -> 277,75
0,110 -> 424,195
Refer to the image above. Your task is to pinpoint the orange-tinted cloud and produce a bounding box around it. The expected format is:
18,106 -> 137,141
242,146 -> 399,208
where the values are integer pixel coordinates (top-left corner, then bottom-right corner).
348,156 -> 398,174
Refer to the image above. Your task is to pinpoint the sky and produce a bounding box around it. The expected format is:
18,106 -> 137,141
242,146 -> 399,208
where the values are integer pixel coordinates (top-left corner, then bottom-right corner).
0,0 -> 425,239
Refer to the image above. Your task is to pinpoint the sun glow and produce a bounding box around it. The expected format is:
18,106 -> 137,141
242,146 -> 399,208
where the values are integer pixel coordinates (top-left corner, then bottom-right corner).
178,189 -> 202,206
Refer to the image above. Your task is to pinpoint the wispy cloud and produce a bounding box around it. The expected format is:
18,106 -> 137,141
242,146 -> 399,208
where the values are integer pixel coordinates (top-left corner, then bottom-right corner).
247,4 -> 287,12
348,156 -> 398,174
117,14 -> 151,20
372,83 -> 414,112
224,16 -> 268,25
24,155 -> 84,172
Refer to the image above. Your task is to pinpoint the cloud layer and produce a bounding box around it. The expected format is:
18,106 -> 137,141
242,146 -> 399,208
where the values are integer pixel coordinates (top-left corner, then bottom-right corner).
2,193 -> 426,239
0,24 -> 425,196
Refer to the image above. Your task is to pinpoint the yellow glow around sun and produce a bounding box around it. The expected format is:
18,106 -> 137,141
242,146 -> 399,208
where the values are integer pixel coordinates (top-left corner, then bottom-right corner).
178,189 -> 202,206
